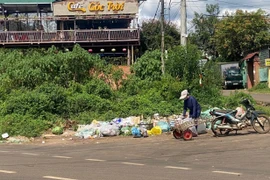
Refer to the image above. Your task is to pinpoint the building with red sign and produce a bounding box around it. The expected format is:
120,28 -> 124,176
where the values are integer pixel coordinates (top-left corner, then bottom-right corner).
0,0 -> 140,65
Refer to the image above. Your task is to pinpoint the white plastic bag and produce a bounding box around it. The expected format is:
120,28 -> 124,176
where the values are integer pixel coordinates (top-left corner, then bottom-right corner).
197,123 -> 207,134
100,124 -> 120,136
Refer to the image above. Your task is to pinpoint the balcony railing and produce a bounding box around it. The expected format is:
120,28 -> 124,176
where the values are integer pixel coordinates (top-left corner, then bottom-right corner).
0,29 -> 140,45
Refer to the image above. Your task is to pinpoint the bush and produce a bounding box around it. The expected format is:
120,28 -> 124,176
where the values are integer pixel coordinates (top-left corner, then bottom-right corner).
0,114 -> 50,137
67,93 -> 112,115
1,90 -> 53,118
166,45 -> 201,82
249,82 -> 270,93
120,75 -> 152,96
35,83 -> 68,115
222,91 -> 255,109
85,78 -> 113,99
131,50 -> 162,81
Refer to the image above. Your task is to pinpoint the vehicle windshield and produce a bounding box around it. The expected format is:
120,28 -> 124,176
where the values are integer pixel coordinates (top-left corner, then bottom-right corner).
227,68 -> 241,75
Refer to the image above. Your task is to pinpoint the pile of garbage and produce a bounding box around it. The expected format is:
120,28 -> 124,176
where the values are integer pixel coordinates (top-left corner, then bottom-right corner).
75,113 -> 209,139
75,116 -> 159,139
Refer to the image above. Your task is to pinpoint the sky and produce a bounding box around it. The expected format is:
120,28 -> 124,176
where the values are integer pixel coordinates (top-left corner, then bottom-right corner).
138,0 -> 270,32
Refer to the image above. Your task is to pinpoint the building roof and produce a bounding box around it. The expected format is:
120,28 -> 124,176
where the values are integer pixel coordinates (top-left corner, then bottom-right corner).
243,52 -> 259,60
0,0 -> 54,14
0,0 -> 54,4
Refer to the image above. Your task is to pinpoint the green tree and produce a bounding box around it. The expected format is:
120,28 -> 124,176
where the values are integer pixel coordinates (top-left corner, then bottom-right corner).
0,45 -> 104,90
140,20 -> 180,54
189,4 -> 220,59
131,50 -> 162,81
165,44 -> 201,83
213,9 -> 270,61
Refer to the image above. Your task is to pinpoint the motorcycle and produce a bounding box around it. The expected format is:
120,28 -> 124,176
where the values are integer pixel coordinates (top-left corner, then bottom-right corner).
209,99 -> 270,136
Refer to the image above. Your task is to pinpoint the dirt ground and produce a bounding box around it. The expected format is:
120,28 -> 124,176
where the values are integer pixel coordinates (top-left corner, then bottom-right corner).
1,126 -> 259,146
2,128 -> 241,146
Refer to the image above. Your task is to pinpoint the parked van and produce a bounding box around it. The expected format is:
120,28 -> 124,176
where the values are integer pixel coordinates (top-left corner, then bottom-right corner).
220,62 -> 243,89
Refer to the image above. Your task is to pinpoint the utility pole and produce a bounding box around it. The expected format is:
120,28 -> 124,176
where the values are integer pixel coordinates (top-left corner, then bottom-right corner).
180,0 -> 187,46
160,0 -> 165,74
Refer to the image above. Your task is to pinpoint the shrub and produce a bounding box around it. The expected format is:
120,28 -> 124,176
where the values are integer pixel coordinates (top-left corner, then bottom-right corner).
85,78 -> 113,99
120,75 -> 152,96
131,50 -> 162,81
222,91 -> 255,109
249,82 -> 270,93
166,45 -> 201,82
1,91 -> 53,118
71,112 -> 96,124
67,93 -> 113,115
35,83 -> 68,115
0,114 -> 50,137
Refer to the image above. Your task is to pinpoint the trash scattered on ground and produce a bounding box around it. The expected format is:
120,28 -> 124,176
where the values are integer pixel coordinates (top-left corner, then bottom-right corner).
73,112 -> 212,140
52,126 -> 64,135
1,133 -> 9,139
131,126 -> 148,138
7,136 -> 31,143
1,109 -> 227,144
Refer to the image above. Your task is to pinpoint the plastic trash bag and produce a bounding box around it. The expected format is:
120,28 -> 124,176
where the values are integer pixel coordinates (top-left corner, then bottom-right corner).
140,127 -> 148,137
200,107 -> 220,119
131,127 -> 141,137
235,107 -> 245,118
150,126 -> 162,135
75,128 -> 96,139
100,124 -> 120,136
112,118 -> 122,124
52,126 -> 64,135
121,126 -> 132,136
190,126 -> 198,137
131,127 -> 148,138
197,123 -> 207,134
156,121 -> 170,132
119,117 -> 135,127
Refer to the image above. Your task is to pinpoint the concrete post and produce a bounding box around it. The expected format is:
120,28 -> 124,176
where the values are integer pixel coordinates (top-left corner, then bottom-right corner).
131,45 -> 134,65
127,46 -> 131,66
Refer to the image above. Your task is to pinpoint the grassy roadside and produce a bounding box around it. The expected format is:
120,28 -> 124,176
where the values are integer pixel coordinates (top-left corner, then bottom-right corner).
255,105 -> 270,116
247,83 -> 270,116
222,90 -> 270,116
248,82 -> 270,94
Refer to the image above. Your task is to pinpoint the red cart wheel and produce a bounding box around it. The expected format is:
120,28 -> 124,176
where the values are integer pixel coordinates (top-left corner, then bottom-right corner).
173,129 -> 183,139
183,129 -> 193,141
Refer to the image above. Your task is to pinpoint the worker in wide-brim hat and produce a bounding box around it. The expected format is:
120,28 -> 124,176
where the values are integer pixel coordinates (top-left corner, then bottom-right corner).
179,89 -> 201,121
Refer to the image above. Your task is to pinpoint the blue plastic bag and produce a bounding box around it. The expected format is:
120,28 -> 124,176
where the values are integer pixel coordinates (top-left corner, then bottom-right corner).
131,127 -> 141,137
156,121 -> 170,132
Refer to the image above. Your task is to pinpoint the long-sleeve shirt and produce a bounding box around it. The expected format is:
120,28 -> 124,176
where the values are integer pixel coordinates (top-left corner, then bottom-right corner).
183,96 -> 201,118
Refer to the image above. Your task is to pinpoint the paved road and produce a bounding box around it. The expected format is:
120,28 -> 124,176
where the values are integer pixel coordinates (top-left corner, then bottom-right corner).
0,130 -> 269,180
222,90 -> 270,103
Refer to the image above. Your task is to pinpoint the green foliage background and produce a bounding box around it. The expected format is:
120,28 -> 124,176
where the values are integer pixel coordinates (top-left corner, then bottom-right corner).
0,44 -> 260,138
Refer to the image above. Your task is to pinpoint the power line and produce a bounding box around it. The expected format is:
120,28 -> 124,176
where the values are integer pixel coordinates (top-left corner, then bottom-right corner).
161,0 -> 165,74
202,13 -> 270,18
152,2 -> 160,23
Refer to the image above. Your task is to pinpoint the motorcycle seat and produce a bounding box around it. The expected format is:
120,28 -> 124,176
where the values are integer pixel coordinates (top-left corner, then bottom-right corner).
255,111 -> 265,115
214,109 -> 233,114
210,109 -> 237,116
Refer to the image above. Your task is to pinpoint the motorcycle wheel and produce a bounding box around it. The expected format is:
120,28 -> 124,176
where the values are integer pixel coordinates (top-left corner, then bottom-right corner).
183,129 -> 193,141
252,115 -> 270,134
211,118 -> 229,136
173,129 -> 182,139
